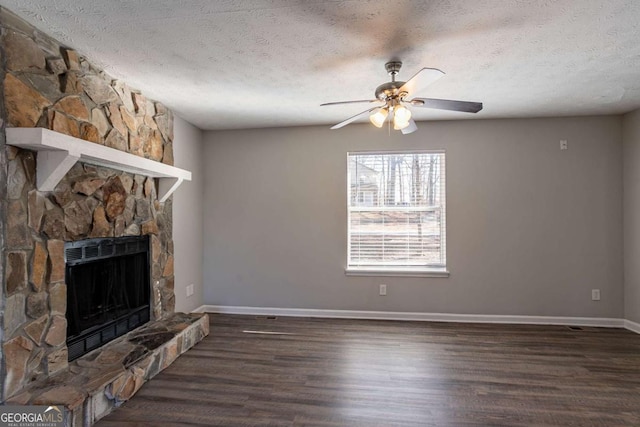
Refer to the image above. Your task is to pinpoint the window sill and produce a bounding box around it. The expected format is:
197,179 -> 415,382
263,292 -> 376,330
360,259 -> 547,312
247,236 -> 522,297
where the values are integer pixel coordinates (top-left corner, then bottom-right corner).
345,267 -> 450,278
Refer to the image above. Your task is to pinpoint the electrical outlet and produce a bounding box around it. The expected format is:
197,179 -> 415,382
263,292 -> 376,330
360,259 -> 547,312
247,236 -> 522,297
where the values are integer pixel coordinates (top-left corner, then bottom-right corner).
591,289 -> 600,301
560,139 -> 568,150
379,284 -> 387,296
186,284 -> 195,297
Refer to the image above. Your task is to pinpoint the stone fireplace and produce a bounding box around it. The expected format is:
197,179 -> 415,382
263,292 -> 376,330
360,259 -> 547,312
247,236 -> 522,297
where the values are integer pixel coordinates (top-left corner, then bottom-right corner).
0,7 -> 208,425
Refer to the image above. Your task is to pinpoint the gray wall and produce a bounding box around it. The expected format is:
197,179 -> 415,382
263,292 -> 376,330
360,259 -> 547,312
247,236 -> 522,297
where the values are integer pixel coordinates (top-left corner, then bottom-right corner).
623,109 -> 640,323
172,115 -> 204,312
203,116 -> 623,318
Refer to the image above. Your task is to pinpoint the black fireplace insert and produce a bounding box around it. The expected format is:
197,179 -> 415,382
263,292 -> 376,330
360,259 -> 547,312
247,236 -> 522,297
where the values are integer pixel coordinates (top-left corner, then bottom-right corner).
65,235 -> 151,361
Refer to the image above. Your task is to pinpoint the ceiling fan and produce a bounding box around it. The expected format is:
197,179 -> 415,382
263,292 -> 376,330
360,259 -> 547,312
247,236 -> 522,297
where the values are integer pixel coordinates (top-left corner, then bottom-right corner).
321,61 -> 483,134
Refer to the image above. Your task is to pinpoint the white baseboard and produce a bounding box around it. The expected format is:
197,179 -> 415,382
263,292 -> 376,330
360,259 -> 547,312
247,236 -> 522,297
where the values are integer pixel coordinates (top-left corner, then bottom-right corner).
194,305 -> 629,329
625,319 -> 640,334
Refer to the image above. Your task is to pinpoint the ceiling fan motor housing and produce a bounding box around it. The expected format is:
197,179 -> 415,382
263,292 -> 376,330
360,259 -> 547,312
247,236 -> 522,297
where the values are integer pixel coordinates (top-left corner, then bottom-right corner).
375,81 -> 407,101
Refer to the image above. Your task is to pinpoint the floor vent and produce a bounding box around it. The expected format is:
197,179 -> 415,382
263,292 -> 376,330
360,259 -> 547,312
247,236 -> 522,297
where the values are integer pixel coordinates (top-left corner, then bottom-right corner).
567,326 -> 583,331
256,316 -> 278,320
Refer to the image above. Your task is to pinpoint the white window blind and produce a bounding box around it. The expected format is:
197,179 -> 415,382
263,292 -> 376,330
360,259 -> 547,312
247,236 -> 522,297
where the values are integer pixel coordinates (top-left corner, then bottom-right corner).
347,151 -> 446,272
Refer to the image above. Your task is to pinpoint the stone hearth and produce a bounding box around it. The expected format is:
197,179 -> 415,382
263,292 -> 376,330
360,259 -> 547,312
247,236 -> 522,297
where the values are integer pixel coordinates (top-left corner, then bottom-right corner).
6,312 -> 209,426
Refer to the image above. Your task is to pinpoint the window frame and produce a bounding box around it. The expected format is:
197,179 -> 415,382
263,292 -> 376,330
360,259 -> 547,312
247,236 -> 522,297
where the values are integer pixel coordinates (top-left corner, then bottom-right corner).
345,149 -> 449,278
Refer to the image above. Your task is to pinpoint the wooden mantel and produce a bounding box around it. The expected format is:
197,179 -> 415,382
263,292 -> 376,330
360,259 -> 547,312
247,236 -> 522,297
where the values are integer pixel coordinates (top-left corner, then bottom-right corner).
6,127 -> 191,202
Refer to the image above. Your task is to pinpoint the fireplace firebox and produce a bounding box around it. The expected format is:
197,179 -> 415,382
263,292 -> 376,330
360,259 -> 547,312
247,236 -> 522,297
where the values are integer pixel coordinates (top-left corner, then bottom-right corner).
65,235 -> 151,361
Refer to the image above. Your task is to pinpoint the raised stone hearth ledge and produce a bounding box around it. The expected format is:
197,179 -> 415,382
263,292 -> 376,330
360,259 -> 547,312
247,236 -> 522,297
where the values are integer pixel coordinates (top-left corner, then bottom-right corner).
7,128 -> 191,203
6,313 -> 209,427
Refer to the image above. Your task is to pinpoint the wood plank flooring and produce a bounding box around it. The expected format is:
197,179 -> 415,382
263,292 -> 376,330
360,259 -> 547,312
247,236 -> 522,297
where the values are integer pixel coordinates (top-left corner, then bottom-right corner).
95,314 -> 640,426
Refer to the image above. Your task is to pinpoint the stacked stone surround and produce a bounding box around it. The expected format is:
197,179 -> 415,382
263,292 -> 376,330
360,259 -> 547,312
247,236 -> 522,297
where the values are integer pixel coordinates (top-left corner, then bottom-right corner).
1,10 -> 174,164
0,6 -> 202,411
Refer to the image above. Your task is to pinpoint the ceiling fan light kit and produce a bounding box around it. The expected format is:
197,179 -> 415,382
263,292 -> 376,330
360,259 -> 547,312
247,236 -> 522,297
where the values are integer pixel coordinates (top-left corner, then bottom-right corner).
369,107 -> 388,128
393,104 -> 412,128
321,61 -> 483,134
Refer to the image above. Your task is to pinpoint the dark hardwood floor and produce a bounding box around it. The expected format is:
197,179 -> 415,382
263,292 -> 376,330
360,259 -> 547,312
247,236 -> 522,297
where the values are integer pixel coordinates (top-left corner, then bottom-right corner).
95,314 -> 640,426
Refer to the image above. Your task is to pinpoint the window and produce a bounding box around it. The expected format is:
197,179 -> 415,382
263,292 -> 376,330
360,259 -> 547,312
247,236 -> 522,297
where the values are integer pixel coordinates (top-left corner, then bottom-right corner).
347,151 -> 447,276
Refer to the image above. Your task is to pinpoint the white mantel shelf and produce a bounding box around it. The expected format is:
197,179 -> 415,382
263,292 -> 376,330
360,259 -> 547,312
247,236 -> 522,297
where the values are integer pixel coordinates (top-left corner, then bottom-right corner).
6,127 -> 191,202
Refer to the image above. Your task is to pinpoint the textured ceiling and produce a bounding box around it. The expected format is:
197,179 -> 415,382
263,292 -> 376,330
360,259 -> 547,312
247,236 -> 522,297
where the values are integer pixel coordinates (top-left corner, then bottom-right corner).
2,0 -> 640,130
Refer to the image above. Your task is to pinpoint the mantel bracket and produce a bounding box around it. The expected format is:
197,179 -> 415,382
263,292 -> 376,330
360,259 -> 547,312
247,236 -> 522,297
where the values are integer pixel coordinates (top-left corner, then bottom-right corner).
37,150 -> 81,191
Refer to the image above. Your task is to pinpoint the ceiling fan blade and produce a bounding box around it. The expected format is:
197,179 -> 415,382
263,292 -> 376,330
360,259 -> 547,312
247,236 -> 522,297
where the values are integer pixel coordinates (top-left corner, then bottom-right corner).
398,68 -> 445,97
321,100 -> 382,107
410,98 -> 483,113
330,107 -> 379,129
401,119 -> 418,135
